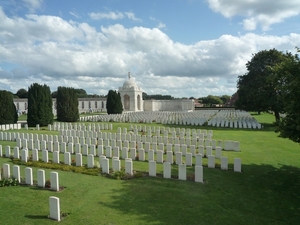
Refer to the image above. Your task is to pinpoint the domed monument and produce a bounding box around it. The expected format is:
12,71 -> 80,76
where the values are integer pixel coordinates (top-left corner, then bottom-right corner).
118,72 -> 144,111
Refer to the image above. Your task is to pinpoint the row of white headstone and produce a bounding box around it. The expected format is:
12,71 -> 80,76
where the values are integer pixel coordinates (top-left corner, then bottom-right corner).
77,110 -> 260,128
0,123 -> 21,131
1,163 -> 60,191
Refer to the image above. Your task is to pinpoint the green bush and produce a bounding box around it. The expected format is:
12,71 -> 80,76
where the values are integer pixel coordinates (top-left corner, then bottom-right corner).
0,177 -> 20,187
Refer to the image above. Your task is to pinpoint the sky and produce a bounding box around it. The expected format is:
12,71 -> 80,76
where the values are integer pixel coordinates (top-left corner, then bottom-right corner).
0,0 -> 300,98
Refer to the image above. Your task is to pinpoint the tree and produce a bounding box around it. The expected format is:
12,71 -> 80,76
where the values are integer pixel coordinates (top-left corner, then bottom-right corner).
235,49 -> 287,122
274,51 -> 300,143
201,95 -> 223,105
27,83 -> 53,127
74,89 -> 88,98
220,95 -> 231,104
16,88 -> 28,98
106,90 -> 123,114
56,86 -> 79,122
0,90 -> 18,124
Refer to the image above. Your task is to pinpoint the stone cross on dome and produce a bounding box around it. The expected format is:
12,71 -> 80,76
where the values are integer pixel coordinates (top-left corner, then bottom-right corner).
128,72 -> 131,79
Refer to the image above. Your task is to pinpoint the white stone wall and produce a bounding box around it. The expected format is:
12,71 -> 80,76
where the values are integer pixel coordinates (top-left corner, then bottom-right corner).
144,99 -> 194,111
14,98 -> 107,116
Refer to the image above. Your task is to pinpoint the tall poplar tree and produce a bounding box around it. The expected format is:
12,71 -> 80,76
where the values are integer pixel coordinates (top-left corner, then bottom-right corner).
56,86 -> 79,122
27,83 -> 53,127
0,90 -> 18,124
106,90 -> 123,114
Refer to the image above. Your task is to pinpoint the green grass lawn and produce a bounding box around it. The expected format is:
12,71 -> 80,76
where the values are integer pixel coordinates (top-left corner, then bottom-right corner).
1,113 -> 300,225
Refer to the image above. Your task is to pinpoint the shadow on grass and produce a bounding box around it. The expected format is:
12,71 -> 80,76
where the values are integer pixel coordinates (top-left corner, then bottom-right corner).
24,215 -> 48,220
99,164 -> 300,225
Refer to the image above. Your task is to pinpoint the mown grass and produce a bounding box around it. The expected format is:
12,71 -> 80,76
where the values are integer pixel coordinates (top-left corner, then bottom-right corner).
1,113 -> 300,225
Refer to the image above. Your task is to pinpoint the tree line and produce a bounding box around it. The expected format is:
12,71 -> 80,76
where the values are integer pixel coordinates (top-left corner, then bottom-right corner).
13,88 -> 106,99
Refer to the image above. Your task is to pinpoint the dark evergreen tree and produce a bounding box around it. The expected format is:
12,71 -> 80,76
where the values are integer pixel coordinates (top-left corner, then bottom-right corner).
56,86 -> 79,122
106,90 -> 123,114
27,83 -> 53,127
0,90 -> 18,124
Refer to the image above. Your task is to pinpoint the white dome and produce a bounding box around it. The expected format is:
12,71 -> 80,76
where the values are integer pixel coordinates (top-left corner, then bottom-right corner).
122,78 -> 139,90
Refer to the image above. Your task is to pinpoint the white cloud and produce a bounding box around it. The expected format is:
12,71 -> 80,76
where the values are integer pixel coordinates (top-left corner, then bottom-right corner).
0,8 -> 300,97
69,11 -> 80,18
22,0 -> 43,12
207,0 -> 300,30
89,11 -> 141,21
157,22 -> 166,29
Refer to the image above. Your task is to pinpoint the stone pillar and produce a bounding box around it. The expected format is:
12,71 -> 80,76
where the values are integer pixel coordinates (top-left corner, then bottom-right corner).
221,156 -> 228,170
38,169 -> 45,187
82,144 -> 89,156
121,147 -> 128,159
138,149 -> 145,161
105,146 -> 112,158
195,166 -> 203,183
175,152 -> 182,165
14,146 -> 20,159
35,140 -> 40,150
3,164 -> 10,178
234,158 -> 242,172
156,150 -> 163,163
49,196 -> 61,221
178,164 -> 186,180
215,146 -> 222,159
112,158 -> 120,171
12,165 -> 20,182
149,161 -> 156,177
64,152 -> 71,165
113,146 -> 119,158
102,158 -> 109,174
166,151 -> 173,163
5,146 -> 11,158
42,150 -> 48,163
32,149 -> 39,161
190,145 -> 196,156
50,172 -> 59,191
21,149 -> 28,162
125,158 -> 133,175
61,142 -> 66,153
206,146 -> 212,157
25,167 -> 33,185
195,154 -> 202,166
198,146 -> 204,156
76,153 -> 82,167
75,143 -> 81,154
163,162 -> 171,178
87,154 -> 94,168
68,143 -> 74,154
186,153 -> 192,166
208,155 -> 215,168
90,144 -> 96,156
48,141 -> 53,152
53,151 -> 59,164
98,145 -> 103,156
130,148 -> 136,160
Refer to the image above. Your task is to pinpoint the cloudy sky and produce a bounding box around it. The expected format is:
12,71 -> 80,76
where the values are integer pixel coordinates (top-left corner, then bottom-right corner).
0,0 -> 300,98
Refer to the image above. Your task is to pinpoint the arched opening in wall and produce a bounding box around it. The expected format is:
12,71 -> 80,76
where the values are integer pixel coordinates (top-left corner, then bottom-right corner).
124,94 -> 130,110
137,95 -> 141,110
